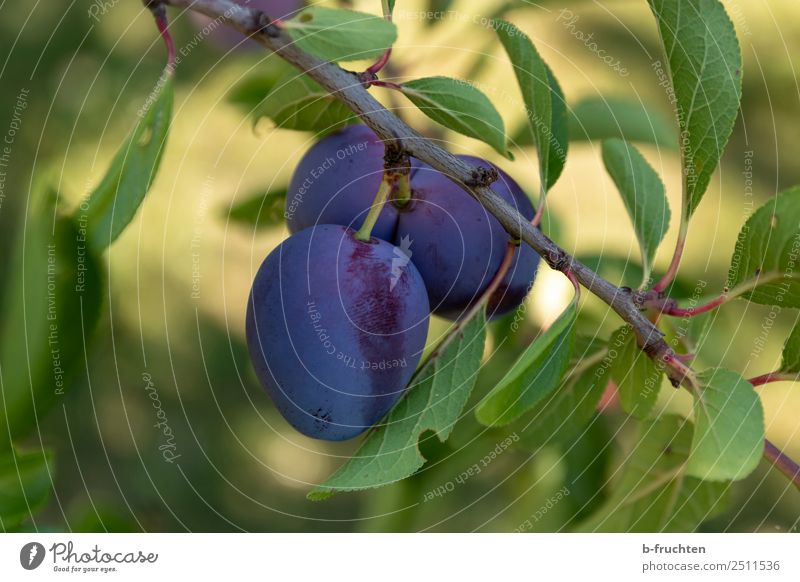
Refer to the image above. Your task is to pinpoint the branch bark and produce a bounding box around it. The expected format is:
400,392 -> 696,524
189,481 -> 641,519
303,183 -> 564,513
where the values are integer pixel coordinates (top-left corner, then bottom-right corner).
160,0 -> 682,381
156,0 -> 800,491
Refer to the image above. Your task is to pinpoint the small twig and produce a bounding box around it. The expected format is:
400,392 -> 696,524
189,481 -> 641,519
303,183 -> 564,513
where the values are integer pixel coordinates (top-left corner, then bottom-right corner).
749,372 -> 799,387
145,0 -> 176,70
365,47 -> 393,76
764,439 -> 800,491
653,211 -> 687,293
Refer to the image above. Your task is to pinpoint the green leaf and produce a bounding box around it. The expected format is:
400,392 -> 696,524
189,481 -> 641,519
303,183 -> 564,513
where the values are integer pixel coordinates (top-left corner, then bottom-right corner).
476,301 -> 577,426
727,187 -> 800,307
578,416 -> 729,532
256,70 -> 357,134
283,7 -> 397,63
400,76 -> 509,157
227,59 -> 295,112
687,368 -> 764,481
0,449 -> 54,530
308,311 -> 487,500
781,322 -> 800,374
567,96 -> 677,148
0,188 -> 104,445
602,139 -> 670,283
608,326 -> 664,419
648,0 -> 742,216
82,72 -> 173,252
543,64 -> 568,189
496,21 -> 553,188
225,188 -> 287,230
516,336 -> 608,450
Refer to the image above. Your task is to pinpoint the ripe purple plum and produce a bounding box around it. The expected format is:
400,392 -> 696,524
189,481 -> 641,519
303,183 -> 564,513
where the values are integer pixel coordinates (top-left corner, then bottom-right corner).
246,225 -> 430,440
285,124 -> 401,240
285,127 -> 540,319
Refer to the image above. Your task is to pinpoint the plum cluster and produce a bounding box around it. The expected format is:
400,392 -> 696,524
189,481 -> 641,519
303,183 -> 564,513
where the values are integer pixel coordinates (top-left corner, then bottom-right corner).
247,125 -> 540,440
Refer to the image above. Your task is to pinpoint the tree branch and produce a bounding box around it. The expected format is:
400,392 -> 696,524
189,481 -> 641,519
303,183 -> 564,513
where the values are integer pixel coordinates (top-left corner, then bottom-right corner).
160,0 -> 685,382
158,0 -> 800,491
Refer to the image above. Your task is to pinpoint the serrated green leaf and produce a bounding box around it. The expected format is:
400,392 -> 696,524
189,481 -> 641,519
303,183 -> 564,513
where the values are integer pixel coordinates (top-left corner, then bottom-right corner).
0,449 -> 54,530
568,96 -> 677,147
578,416 -> 729,532
308,311 -> 487,500
512,96 -> 676,150
727,187 -> 800,307
496,21 -> 553,188
516,336 -> 608,450
543,64 -> 568,189
283,7 -> 397,62
687,368 -> 764,481
781,322 -> 800,374
400,76 -> 509,157
0,188 -> 104,445
257,70 -> 357,133
648,0 -> 742,216
226,188 -> 287,230
602,139 -> 670,283
608,326 -> 664,419
82,72 -> 173,252
476,301 -> 577,426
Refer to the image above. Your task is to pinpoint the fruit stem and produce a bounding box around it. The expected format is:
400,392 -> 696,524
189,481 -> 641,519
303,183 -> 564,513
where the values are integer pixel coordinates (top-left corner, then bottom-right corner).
366,48 -> 393,76
749,372 -> 799,387
764,439 -> 800,491
147,1 -> 176,71
653,215 -> 687,293
368,79 -> 403,91
392,173 -> 412,207
354,177 -> 392,241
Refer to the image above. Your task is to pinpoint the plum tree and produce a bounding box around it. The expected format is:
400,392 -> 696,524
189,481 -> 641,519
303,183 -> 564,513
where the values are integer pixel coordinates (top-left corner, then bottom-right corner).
245,224 -> 430,440
285,126 -> 539,319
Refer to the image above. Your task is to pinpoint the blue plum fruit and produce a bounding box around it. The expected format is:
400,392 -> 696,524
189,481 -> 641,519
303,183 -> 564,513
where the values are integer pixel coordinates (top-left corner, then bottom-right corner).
246,224 -> 430,440
397,157 -> 540,319
285,124 -> 401,240
285,126 -> 540,319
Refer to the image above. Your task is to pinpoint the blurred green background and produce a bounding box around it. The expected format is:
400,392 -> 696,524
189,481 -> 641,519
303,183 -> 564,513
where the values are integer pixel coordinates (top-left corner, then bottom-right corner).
0,0 -> 799,532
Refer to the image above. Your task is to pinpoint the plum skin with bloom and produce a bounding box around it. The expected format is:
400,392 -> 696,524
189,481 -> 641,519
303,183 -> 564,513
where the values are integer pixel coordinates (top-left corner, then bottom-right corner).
285,125 -> 540,319
246,224 -> 430,440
